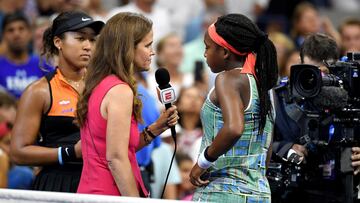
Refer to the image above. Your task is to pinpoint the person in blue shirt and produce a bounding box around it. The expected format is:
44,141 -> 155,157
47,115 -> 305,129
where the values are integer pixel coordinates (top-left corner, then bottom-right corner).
135,72 -> 161,195
0,11 -> 52,99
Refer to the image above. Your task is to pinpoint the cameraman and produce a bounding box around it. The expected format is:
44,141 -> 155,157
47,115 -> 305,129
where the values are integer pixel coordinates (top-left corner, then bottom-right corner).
272,33 -> 359,202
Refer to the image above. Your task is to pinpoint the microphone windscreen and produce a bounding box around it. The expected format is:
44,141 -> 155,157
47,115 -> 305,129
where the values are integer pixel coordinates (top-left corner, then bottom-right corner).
312,86 -> 349,110
155,68 -> 170,87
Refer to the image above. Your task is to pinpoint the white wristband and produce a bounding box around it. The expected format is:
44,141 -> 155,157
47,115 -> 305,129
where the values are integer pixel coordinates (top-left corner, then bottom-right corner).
197,147 -> 214,169
58,147 -> 63,165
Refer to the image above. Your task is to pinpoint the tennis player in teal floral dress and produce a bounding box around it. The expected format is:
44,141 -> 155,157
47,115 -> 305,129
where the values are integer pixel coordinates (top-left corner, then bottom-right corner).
189,13 -> 278,203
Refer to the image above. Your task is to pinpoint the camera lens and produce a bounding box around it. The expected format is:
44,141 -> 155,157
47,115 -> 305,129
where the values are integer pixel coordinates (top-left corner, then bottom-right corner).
299,69 -> 318,90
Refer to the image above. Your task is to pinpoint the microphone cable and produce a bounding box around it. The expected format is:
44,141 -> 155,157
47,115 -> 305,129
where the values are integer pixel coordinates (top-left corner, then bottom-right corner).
160,133 -> 177,199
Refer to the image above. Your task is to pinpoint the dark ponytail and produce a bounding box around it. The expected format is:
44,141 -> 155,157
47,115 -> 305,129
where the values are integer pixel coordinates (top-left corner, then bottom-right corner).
40,13 -> 67,68
215,14 -> 278,134
254,38 -> 278,134
40,27 -> 57,67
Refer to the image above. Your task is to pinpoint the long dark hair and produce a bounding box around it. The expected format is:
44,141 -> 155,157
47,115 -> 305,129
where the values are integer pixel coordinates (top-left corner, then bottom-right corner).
76,12 -> 152,127
215,13 -> 278,134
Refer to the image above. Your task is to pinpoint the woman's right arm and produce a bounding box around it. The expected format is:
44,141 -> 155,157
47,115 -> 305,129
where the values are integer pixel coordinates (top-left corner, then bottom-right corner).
10,80 -> 58,165
102,84 -> 140,197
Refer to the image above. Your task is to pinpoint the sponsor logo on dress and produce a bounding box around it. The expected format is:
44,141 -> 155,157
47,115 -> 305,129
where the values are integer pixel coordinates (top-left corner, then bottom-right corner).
59,100 -> 70,105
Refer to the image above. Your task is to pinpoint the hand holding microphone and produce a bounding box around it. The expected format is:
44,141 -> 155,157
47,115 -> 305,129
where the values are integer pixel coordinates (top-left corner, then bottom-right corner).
154,68 -> 180,199
153,68 -> 179,137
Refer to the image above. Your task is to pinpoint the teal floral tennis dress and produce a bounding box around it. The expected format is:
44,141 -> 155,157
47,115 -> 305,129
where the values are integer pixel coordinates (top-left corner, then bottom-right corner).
193,74 -> 273,203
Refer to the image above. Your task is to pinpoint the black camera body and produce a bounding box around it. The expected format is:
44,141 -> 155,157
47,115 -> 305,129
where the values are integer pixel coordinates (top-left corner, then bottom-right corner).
290,52 -> 360,110
268,53 -> 360,202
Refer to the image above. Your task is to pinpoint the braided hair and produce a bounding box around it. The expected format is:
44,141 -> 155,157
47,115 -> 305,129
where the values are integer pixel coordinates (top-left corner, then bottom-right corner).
215,13 -> 278,134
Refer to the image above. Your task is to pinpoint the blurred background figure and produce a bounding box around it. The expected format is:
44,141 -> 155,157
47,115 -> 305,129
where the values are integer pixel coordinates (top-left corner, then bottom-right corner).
183,0 -> 224,43
151,137 -> 181,199
156,0 -> 203,40
338,18 -> 360,55
32,17 -> 50,55
82,0 -> 108,22
107,0 -> 172,45
134,71 -> 162,196
175,86 -> 204,162
0,11 -> 52,99
181,5 -> 225,94
291,2 -> 340,48
0,91 -> 34,190
268,31 -> 295,80
282,50 -> 300,79
148,33 -> 193,110
224,0 -> 269,22
176,153 -> 196,201
0,118 -> 11,188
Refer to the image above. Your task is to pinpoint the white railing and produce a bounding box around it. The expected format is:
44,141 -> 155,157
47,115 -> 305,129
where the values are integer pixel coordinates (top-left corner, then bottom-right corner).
0,189 -> 189,203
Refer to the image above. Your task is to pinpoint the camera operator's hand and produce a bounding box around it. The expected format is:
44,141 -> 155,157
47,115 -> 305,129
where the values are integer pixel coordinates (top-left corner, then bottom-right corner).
291,144 -> 308,157
351,147 -> 360,175
285,144 -> 308,164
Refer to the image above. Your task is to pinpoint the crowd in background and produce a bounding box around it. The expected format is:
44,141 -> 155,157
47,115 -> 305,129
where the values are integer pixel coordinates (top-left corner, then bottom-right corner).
0,0 -> 359,200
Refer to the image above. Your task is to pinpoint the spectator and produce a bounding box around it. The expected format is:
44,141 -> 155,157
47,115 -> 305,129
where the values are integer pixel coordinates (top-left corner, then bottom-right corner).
176,86 -> 204,161
291,2 -> 340,48
339,18 -> 360,55
33,17 -> 51,55
0,11 -> 52,99
157,0 -> 204,40
184,0 -> 224,43
82,0 -> 109,22
0,91 -> 16,124
107,0 -> 172,45
0,119 -> 10,188
224,0 -> 269,21
134,71 -> 162,195
176,153 -> 196,200
0,91 -> 34,189
148,33 -> 193,108
283,50 -> 300,79
268,31 -> 295,79
0,0 -> 26,42
180,6 -> 224,92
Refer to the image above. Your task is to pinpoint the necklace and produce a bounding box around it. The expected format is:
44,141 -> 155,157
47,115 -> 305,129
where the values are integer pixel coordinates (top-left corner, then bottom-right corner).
64,75 -> 84,89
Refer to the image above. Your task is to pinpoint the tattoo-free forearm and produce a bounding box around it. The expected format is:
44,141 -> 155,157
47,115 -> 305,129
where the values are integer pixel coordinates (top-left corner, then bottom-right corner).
206,126 -> 242,160
108,158 -> 139,197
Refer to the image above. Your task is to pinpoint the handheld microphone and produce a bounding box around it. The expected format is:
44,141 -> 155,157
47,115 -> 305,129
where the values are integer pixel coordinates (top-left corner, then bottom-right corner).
155,68 -> 178,199
155,68 -> 177,138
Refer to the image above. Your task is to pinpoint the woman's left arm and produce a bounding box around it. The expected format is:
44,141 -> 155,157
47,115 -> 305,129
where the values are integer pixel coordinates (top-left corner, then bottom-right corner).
190,72 -> 246,186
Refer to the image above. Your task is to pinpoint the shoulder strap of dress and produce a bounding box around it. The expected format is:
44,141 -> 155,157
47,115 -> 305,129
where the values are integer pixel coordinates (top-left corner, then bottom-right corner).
92,75 -> 128,104
43,70 -> 57,115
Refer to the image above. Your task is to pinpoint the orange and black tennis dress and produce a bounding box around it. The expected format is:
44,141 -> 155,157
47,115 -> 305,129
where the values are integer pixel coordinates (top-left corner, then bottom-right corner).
33,68 -> 82,192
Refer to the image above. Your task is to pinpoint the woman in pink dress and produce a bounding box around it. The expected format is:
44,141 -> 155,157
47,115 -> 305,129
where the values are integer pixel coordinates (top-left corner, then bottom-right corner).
76,12 -> 179,197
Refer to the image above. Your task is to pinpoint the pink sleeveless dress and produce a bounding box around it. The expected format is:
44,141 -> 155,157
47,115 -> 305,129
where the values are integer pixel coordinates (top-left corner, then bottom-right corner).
77,75 -> 148,197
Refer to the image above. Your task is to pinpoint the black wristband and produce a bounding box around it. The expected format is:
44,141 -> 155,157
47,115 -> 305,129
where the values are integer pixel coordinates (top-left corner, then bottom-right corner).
145,126 -> 156,139
204,146 -> 218,162
61,145 -> 77,163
